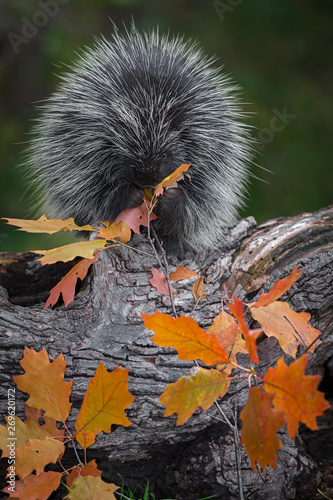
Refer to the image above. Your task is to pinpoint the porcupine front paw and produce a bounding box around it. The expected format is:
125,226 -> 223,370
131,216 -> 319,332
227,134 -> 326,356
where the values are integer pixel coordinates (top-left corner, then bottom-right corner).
153,187 -> 191,258
123,183 -> 145,210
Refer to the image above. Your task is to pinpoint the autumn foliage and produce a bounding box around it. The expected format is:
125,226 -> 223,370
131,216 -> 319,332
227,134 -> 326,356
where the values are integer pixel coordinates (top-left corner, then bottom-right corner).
142,266 -> 329,472
1,164 -> 330,498
0,348 -> 133,499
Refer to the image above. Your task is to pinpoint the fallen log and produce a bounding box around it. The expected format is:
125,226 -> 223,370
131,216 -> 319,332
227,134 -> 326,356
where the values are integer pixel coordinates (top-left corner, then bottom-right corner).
0,206 -> 332,499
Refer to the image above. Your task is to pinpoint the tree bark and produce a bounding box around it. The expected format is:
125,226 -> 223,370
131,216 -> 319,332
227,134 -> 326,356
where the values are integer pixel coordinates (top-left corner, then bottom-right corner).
0,206 -> 332,500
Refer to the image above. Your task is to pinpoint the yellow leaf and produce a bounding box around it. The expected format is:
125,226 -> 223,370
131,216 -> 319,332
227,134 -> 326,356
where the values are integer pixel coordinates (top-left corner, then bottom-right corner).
32,239 -> 108,265
75,364 -> 133,449
15,436 -> 65,478
65,475 -> 118,499
160,368 -> 230,425
96,220 -> 131,243
2,215 -> 94,234
0,416 -> 52,458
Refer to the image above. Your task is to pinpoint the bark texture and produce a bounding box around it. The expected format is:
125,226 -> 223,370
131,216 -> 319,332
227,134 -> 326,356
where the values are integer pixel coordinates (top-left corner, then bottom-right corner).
0,206 -> 332,500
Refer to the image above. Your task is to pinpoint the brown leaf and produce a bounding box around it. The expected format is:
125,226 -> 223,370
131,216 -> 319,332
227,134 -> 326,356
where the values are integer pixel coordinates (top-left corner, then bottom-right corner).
15,436 -> 65,478
25,406 -> 65,441
208,310 -> 247,375
115,201 -> 157,234
192,276 -> 206,302
228,296 -> 261,364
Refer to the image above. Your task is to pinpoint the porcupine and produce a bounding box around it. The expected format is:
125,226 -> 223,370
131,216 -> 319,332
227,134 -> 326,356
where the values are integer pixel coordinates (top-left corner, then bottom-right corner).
27,25 -> 253,257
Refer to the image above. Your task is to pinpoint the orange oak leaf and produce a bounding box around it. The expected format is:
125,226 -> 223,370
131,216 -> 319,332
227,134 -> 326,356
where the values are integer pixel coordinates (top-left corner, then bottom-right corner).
251,265 -> 303,308
217,328 -> 247,375
13,347 -> 72,422
96,220 -> 132,243
150,267 -> 175,295
263,355 -> 330,438
192,276 -> 207,302
251,301 -> 321,358
169,266 -> 199,280
15,436 -> 65,478
65,475 -> 118,499
25,405 -> 65,441
154,163 -> 191,197
44,255 -> 98,309
208,309 -> 237,336
208,310 -> 246,375
32,239 -> 107,265
75,364 -> 133,449
142,311 -> 230,364
240,386 -> 287,472
1,215 -> 94,234
66,459 -> 101,488
228,296 -> 261,364
160,367 -> 231,425
2,471 -> 62,499
115,201 -> 158,234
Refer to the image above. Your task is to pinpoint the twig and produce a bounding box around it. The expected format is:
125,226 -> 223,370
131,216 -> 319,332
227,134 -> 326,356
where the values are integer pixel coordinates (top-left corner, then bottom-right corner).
233,401 -> 244,500
150,226 -> 178,318
213,399 -> 244,500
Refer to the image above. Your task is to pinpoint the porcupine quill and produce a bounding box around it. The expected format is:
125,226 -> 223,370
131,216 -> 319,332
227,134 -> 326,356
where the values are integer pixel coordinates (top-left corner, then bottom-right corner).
26,25 -> 254,257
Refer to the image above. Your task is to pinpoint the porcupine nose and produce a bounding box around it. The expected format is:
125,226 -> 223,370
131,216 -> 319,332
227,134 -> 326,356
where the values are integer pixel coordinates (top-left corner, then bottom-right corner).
132,165 -> 160,188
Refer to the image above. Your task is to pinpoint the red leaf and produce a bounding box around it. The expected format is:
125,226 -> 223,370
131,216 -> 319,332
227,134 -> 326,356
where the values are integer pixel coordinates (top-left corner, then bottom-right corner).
44,255 -> 98,309
228,296 -> 261,364
115,201 -> 157,234
149,267 -> 175,295
240,386 -> 287,472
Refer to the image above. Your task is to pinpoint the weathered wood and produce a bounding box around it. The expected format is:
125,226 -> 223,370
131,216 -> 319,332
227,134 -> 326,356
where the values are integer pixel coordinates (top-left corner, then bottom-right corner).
0,206 -> 332,499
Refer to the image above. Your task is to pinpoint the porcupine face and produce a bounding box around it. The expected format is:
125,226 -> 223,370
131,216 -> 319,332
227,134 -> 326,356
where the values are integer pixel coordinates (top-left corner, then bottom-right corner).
28,26 -> 253,255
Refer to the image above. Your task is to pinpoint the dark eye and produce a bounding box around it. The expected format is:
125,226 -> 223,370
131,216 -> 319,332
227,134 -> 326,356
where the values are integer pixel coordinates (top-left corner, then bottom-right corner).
162,152 -> 168,159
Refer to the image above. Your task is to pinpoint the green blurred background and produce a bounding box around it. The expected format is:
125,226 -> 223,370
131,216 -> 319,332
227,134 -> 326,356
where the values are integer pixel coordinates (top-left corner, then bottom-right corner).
1,0 -> 332,251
